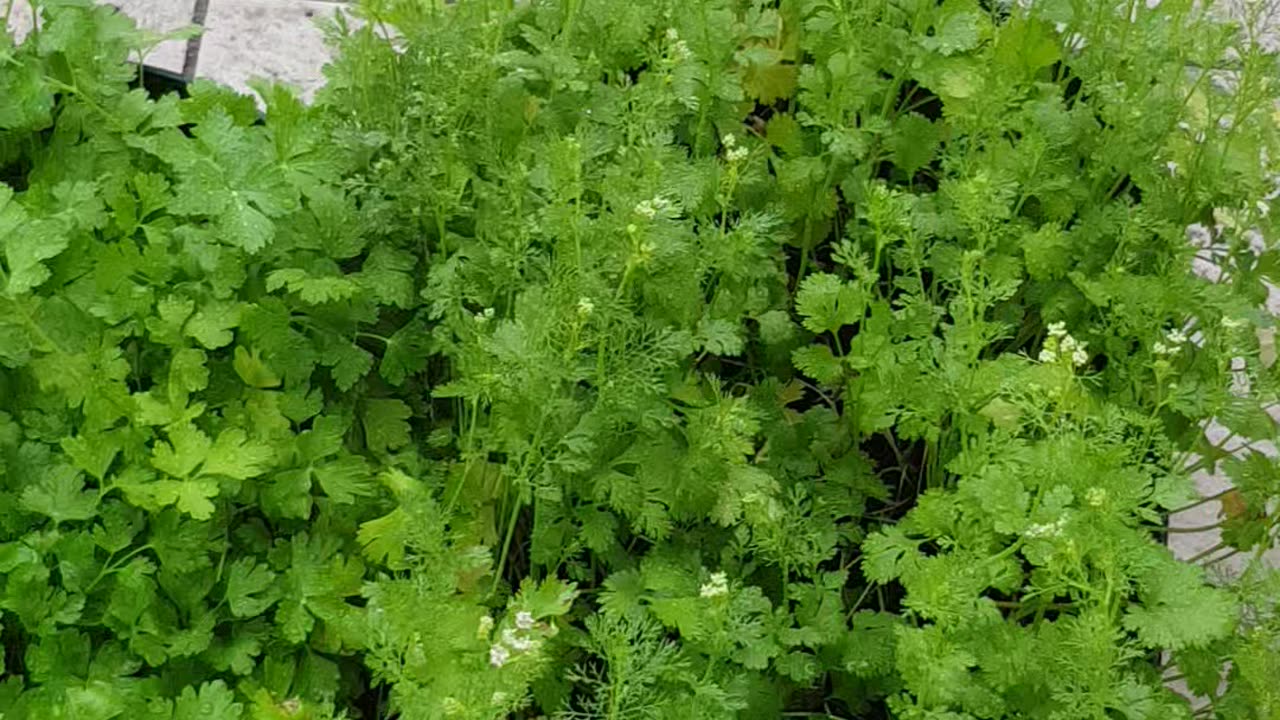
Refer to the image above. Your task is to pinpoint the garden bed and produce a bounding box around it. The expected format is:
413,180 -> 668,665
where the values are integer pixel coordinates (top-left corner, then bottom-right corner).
2,1 -> 1280,719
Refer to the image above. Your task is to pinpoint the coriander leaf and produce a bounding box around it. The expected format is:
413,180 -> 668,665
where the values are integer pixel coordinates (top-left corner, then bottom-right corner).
380,318 -> 431,386
224,558 -> 279,618
361,399 -> 411,453
792,344 -> 844,385
795,273 -> 866,335
20,465 -> 99,524
152,424 -> 213,479
201,428 -> 274,480
232,345 -> 282,389
323,341 -> 373,391
185,302 -> 241,350
172,681 -> 243,720
312,454 -> 374,504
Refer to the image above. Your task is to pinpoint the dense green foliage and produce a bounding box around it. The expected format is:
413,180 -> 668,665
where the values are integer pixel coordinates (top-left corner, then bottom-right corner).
3,0 -> 1280,717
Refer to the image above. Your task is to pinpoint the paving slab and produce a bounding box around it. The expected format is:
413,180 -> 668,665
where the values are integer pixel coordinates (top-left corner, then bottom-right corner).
194,0 -> 343,102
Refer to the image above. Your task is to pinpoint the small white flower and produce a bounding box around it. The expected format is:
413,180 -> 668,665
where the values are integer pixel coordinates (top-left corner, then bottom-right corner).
665,27 -> 679,41
722,133 -> 737,148
727,146 -> 749,163
1166,328 -> 1188,345
503,628 -> 535,651
634,199 -> 657,219
1186,223 -> 1212,248
515,611 -> 535,630
477,615 -> 494,639
1086,487 -> 1108,507
1060,335 -> 1078,353
1166,160 -> 1179,177
700,571 -> 729,598
1038,348 -> 1057,363
1177,121 -> 1191,133
1024,518 -> 1067,538
1047,321 -> 1068,338
577,297 -> 595,316
1072,347 -> 1089,367
1153,341 -> 1172,355
1219,116 -> 1234,131
489,644 -> 510,668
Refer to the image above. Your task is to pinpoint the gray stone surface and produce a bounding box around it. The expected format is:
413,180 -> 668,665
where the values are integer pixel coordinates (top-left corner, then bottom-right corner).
194,0 -> 341,101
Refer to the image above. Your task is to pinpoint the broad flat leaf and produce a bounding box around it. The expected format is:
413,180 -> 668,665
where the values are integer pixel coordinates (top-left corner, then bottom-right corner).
795,273 -> 866,335
20,465 -> 99,524
222,195 -> 275,254
202,428 -> 274,480
61,431 -> 122,481
173,681 -> 243,720
696,317 -> 745,356
891,113 -> 941,176
146,296 -> 196,346
233,345 -> 282,389
324,342 -> 373,391
266,269 -> 361,304
169,348 -> 211,398
362,399 -> 411,453
263,468 -> 313,521
224,558 -> 279,618
120,475 -> 222,520
1123,558 -> 1237,650
792,344 -> 844,385
2,213 -> 70,294
313,455 -> 373,504
186,302 -> 241,349
861,526 -> 921,584
380,319 -> 431,386
0,61 -> 53,130
152,424 -> 213,479
920,10 -> 982,56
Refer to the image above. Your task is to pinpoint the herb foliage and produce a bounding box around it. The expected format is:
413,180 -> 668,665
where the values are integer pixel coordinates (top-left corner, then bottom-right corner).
3,0 -> 1280,718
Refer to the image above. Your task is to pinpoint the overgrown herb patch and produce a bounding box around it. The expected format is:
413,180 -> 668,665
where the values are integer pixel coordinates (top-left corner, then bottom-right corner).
3,0 -> 1280,717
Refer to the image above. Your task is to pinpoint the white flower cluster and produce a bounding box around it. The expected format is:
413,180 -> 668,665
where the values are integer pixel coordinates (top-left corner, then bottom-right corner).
1085,487 -> 1108,508
634,195 -> 672,220
666,28 -> 692,61
1038,322 -> 1089,367
1152,327 -> 1188,356
577,296 -> 595,317
487,610 -> 541,668
1222,316 -> 1248,330
700,571 -> 729,598
723,133 -> 748,163
1024,517 -> 1067,538
474,307 -> 496,324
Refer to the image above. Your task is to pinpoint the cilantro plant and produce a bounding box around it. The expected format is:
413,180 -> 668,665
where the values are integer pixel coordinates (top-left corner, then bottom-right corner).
4,0 -> 1280,718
